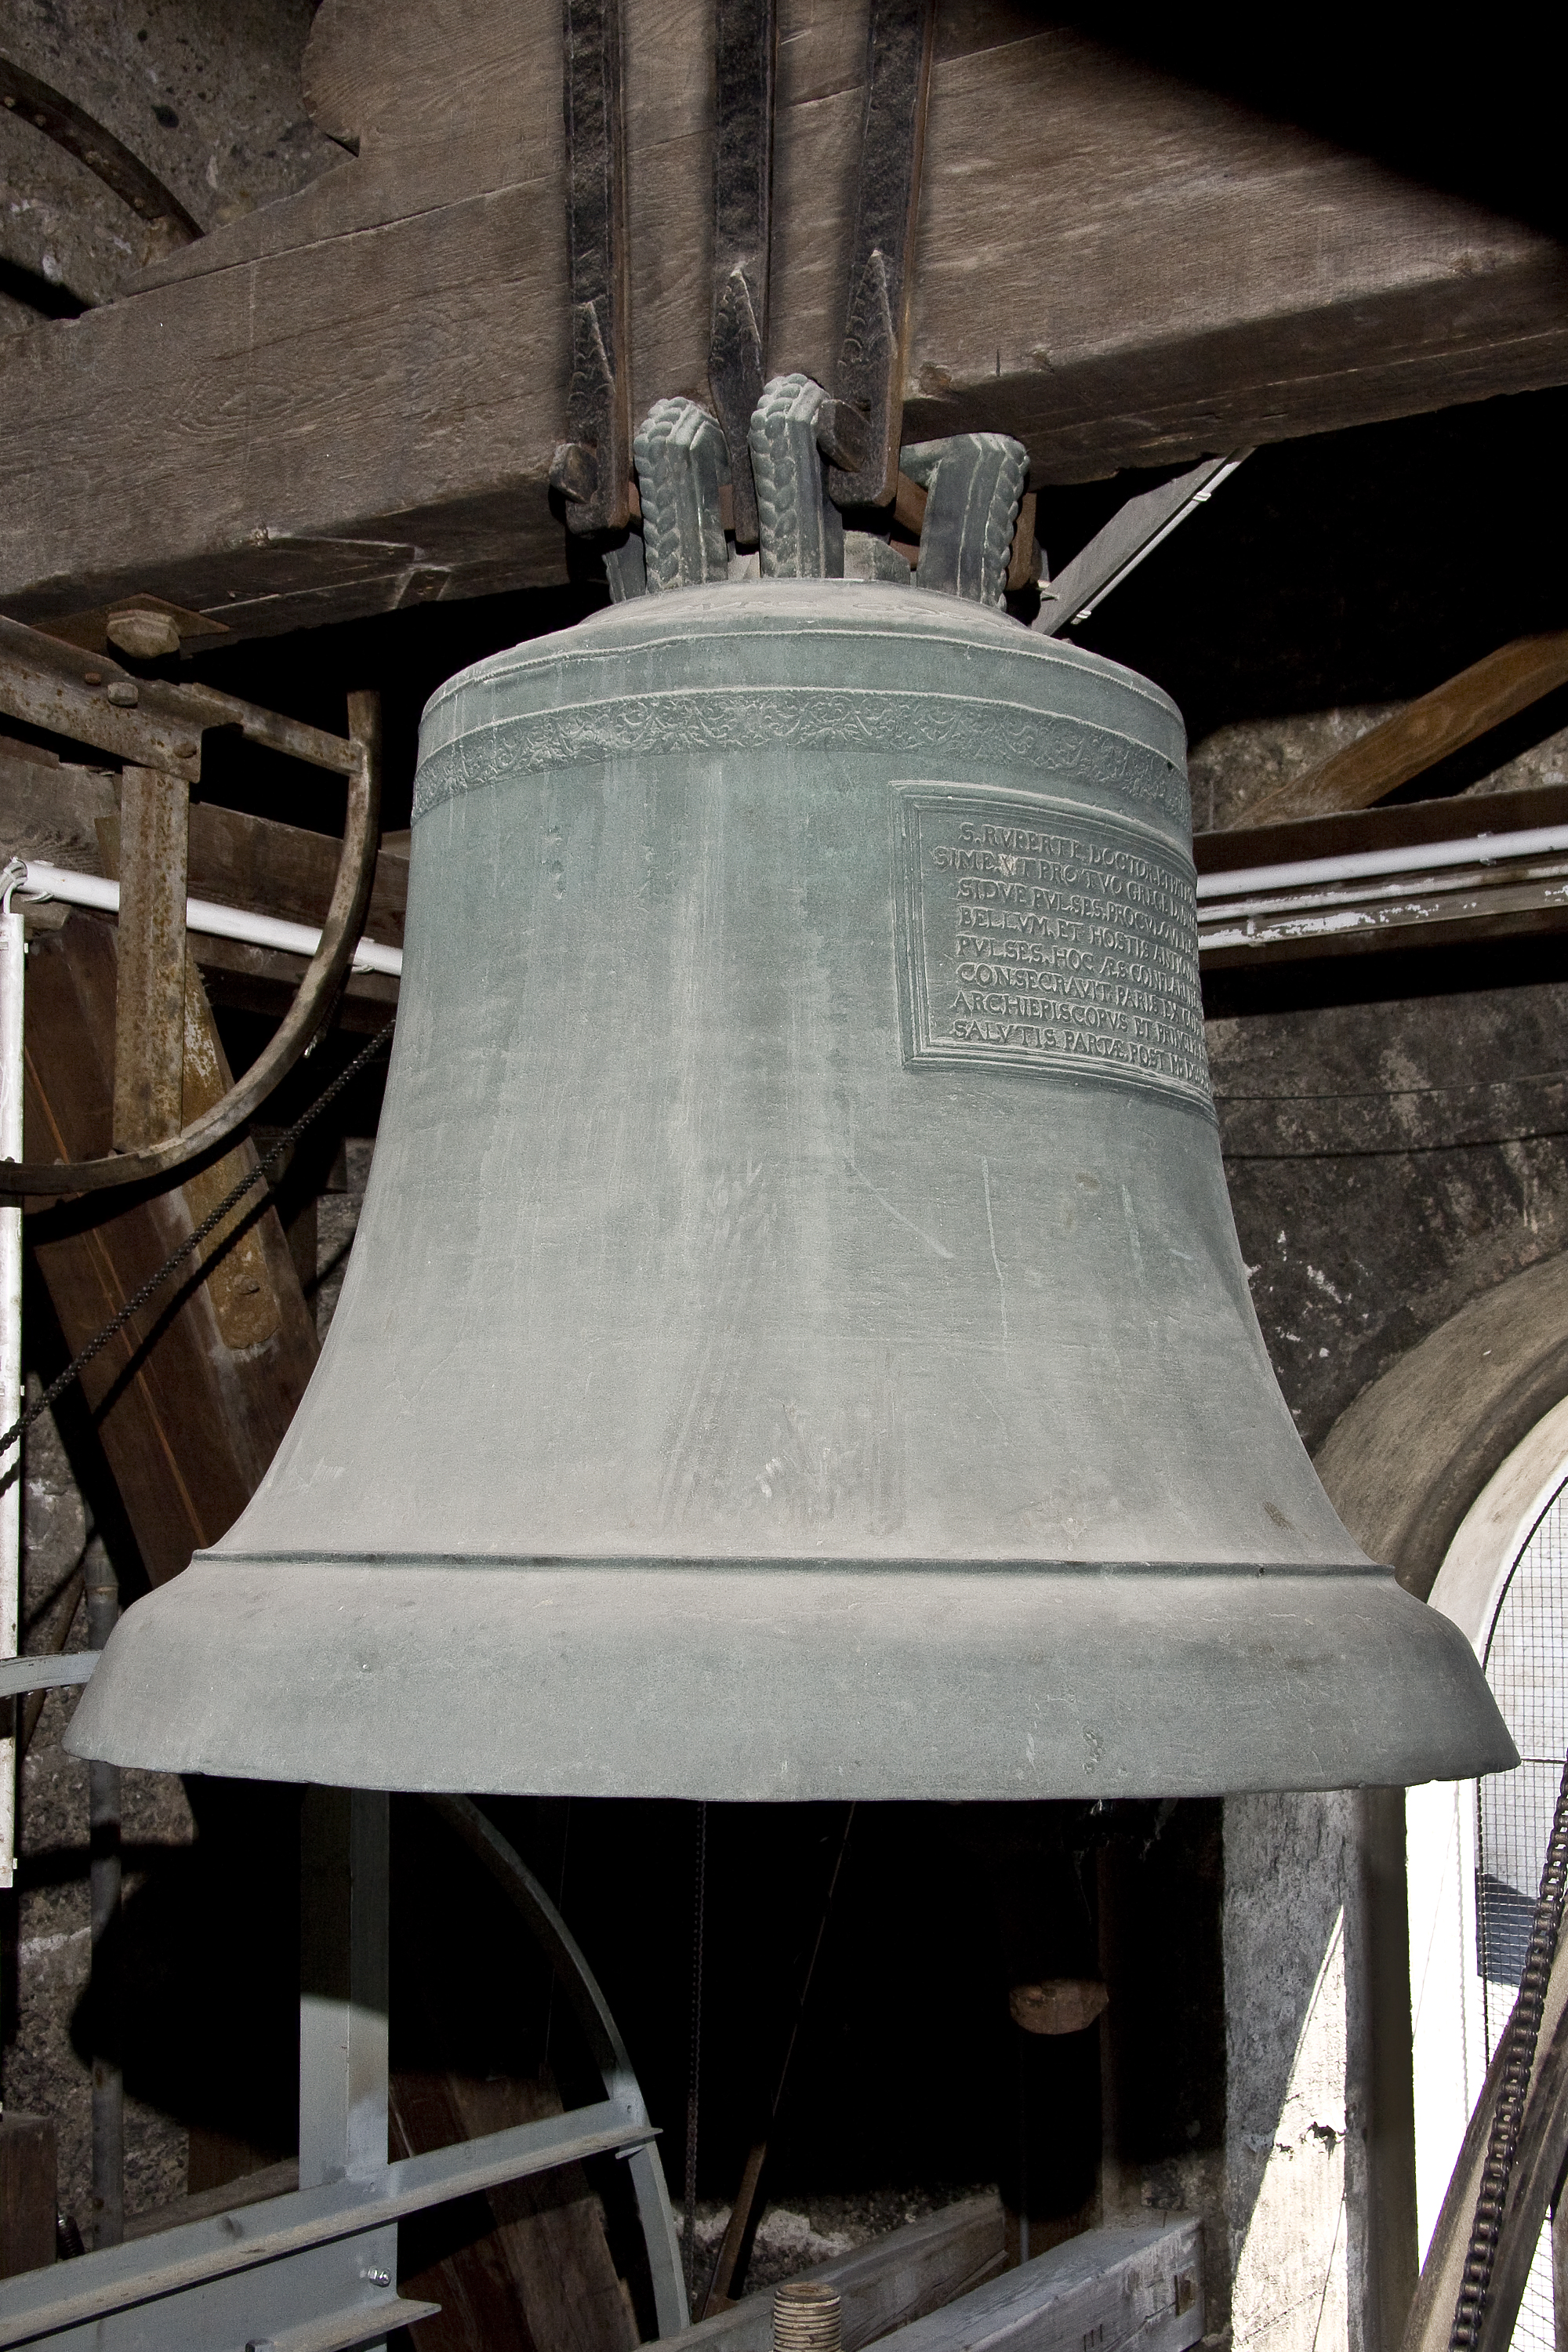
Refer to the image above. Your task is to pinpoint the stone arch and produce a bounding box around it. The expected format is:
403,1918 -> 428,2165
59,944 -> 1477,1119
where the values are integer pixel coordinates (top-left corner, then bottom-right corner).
1279,1251 -> 1568,2352
1316,1250 -> 1568,1600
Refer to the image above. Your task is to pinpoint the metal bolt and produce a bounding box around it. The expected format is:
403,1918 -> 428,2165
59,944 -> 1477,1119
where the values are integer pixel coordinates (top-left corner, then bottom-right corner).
107,608 -> 181,659
773,2281 -> 842,2352
104,682 -> 138,708
362,2268 -> 391,2287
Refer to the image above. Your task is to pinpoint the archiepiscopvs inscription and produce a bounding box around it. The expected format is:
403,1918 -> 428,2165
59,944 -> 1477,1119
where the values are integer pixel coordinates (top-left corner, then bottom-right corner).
892,783 -> 1212,1111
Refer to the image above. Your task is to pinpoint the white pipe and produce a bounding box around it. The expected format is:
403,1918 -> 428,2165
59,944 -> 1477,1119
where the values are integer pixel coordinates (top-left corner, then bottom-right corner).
0,865 -> 24,1889
1194,822 -> 1568,902
10,861 -> 404,978
1198,881 -> 1568,954
1199,862 -> 1568,929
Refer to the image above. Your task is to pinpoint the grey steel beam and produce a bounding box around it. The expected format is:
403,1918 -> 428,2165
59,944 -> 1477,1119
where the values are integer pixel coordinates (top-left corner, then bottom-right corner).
0,2103 -> 655,2345
0,1655 -> 97,1697
300,1790 -> 390,2190
299,1788 -> 392,2352
1033,455 -> 1247,636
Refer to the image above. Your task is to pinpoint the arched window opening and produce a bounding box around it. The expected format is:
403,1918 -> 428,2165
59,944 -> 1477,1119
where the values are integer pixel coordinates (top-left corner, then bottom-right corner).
1475,1486 -> 1568,2352
1412,1397 -> 1568,2352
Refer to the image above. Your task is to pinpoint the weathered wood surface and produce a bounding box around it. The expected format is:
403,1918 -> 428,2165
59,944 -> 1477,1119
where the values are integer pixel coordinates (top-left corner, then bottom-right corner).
1196,779 -> 1568,964
96,805 -> 292,1355
1241,632 -> 1568,826
1194,778 -> 1568,878
1,0 -> 1566,636
191,932 -> 399,1028
876,2216 -> 1201,2352
1201,862 -> 1568,969
391,2069 -> 637,2352
0,2114 -> 56,2281
108,768 -> 188,1152
40,789 -> 407,951
662,2194 -> 1006,2352
0,742 -> 115,874
148,800 -> 405,1022
24,916 -> 318,1584
185,802 -> 407,951
123,2158 -> 299,2242
0,763 -> 405,1018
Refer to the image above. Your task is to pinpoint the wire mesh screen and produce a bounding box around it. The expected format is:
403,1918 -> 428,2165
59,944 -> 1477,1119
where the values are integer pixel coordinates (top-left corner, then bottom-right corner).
1479,1479 -> 1568,2352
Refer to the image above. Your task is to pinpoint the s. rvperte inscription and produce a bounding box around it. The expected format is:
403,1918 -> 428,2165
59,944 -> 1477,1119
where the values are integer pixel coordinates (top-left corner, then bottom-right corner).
893,783 -> 1212,1111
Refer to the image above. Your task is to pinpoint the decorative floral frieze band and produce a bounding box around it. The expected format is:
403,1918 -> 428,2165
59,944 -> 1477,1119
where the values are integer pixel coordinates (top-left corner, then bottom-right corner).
415,685 -> 1189,831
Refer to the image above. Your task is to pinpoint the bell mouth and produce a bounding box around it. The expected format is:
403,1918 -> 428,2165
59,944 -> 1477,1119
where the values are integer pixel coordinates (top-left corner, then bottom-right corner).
66,1556 -> 1516,1802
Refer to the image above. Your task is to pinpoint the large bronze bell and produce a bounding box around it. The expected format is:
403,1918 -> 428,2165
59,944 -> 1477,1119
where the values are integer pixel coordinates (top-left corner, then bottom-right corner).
71,390 -> 1513,1802
69,558 -> 1512,1800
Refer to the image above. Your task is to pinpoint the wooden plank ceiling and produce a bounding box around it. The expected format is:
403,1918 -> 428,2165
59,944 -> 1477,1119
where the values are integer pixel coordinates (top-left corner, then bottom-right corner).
0,0 -> 1565,642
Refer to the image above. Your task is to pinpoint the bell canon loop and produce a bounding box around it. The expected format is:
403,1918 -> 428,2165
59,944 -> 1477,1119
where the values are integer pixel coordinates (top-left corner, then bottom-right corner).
69,581 -> 1516,1800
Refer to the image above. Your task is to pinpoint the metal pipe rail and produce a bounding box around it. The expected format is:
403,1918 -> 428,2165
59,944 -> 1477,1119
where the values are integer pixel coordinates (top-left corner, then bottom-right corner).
12,860 -> 404,978
1196,823 -> 1568,960
1195,822 -> 1568,902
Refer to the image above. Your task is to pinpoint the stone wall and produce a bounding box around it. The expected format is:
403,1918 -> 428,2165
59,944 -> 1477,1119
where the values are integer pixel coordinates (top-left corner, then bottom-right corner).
0,0 -> 339,334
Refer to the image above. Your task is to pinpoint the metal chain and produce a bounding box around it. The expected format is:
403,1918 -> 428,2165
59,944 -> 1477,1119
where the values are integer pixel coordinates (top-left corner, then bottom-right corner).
1451,1748 -> 1568,2349
684,1799 -> 707,2306
1,1016 -> 396,1466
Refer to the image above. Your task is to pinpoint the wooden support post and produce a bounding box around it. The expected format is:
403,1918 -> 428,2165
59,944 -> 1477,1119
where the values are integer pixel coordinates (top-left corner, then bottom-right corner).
24,916 -> 320,1587
0,2111 -> 57,2280
0,877 -> 22,1893
1353,1787 -> 1419,2352
177,966 -> 281,1351
112,764 -> 188,1152
85,1552 -> 122,2252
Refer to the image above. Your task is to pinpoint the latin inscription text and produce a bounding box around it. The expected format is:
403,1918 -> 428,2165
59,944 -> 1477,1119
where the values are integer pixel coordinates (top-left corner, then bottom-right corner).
895,791 -> 1210,1104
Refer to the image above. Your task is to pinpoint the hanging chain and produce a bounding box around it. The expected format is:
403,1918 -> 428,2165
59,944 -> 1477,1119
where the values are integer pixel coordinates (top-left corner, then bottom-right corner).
684,1798 -> 708,2306
1451,1748 -> 1568,2349
1,1017 -> 396,1466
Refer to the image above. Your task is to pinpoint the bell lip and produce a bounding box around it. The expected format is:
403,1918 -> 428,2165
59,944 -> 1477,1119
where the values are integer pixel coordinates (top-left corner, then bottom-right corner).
194,1548 -> 1385,1577
64,1557 -> 1519,1802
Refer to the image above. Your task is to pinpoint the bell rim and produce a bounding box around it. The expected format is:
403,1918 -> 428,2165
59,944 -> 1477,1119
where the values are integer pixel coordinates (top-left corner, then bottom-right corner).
66,1558 -> 1518,1802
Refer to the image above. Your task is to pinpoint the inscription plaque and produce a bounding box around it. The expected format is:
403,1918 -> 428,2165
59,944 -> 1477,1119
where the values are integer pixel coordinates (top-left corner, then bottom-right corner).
892,782 -> 1211,1110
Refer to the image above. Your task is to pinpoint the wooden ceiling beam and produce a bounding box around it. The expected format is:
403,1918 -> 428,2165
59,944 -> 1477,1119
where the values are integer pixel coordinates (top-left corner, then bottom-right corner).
1239,633 -> 1568,826
1,0 -> 1566,640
